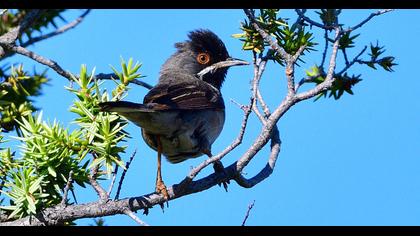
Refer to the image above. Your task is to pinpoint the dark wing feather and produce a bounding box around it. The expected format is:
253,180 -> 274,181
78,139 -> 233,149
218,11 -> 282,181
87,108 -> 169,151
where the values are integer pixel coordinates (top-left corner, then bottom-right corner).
143,80 -> 225,110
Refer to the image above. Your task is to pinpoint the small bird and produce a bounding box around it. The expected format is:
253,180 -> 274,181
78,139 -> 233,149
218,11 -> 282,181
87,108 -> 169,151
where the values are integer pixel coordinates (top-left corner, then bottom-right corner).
99,29 -> 248,200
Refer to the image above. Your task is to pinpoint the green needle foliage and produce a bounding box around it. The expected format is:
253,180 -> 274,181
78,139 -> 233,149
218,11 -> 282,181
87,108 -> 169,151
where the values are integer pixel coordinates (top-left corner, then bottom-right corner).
0,65 -> 49,132
0,58 -> 144,220
233,9 -> 316,65
234,9 -> 396,100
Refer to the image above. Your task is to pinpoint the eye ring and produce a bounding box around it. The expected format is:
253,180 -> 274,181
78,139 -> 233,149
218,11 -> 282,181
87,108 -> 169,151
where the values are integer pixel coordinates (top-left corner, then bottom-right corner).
196,52 -> 211,65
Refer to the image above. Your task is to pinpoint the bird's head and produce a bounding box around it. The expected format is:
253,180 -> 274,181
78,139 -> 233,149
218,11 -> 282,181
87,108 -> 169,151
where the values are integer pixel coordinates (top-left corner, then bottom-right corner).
161,29 -> 248,90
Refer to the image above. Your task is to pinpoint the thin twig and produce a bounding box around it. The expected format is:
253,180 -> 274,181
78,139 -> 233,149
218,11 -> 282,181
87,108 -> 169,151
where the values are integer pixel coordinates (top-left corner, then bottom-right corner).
180,96 -> 254,187
123,208 -> 149,226
295,9 -> 334,30
241,200 -> 255,226
344,9 -> 394,33
336,46 -> 367,76
255,58 -> 271,118
0,9 -> 7,16
295,28 -> 341,102
0,176 -> 5,198
115,149 -> 137,200
60,170 -> 74,207
5,45 -> 73,79
89,155 -> 108,202
320,29 -> 329,69
250,56 -> 267,123
21,10 -> 91,48
88,174 -> 108,202
342,48 -> 350,66
230,99 -> 248,112
107,165 -> 119,199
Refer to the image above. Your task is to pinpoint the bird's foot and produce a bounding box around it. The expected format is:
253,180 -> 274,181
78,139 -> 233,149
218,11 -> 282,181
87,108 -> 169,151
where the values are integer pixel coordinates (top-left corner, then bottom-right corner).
156,180 -> 170,202
213,160 -> 230,192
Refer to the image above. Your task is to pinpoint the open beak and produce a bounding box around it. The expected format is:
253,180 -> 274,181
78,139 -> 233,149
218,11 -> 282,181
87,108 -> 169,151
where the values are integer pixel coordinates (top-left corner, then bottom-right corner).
197,57 -> 249,79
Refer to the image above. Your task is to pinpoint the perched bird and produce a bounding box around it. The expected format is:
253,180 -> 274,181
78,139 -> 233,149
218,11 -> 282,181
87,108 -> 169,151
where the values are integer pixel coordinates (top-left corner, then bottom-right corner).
99,29 -> 248,199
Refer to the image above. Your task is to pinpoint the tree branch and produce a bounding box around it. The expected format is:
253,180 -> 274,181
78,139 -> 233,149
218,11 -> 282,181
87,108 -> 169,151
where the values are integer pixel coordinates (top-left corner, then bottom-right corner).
0,165 -> 244,226
88,160 -> 108,202
123,208 -> 149,226
0,9 -> 45,45
115,149 -> 137,200
344,9 -> 394,33
241,200 -> 255,226
244,9 -> 291,61
179,96 -> 253,189
336,46 -> 367,76
107,165 -> 119,199
295,28 -> 341,101
320,29 -> 329,69
60,171 -> 74,207
295,9 -> 335,31
21,10 -> 91,48
3,45 -> 74,79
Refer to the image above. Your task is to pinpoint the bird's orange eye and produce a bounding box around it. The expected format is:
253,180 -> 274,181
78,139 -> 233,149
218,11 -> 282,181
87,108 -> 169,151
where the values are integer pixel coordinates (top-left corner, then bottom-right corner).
196,52 -> 210,64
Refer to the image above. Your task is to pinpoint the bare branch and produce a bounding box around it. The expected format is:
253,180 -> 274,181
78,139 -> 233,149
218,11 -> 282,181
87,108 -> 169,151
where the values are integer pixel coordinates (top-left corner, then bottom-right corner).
88,161 -> 108,202
295,28 -> 341,102
336,46 -> 367,76
295,9 -> 334,31
95,73 -> 153,90
123,208 -> 149,226
115,149 -> 137,200
320,30 -> 329,69
241,200 -> 255,226
2,45 -> 154,91
234,124 -> 281,188
344,9 -> 394,33
21,10 -> 91,48
0,10 -> 45,45
292,44 -> 307,63
60,171 -> 74,207
295,73 -> 321,93
342,49 -> 350,66
250,56 -> 267,123
255,60 -> 271,118
287,43 -> 306,97
0,164 -> 248,226
180,97 -> 253,187
107,165 -> 119,199
4,45 -> 74,79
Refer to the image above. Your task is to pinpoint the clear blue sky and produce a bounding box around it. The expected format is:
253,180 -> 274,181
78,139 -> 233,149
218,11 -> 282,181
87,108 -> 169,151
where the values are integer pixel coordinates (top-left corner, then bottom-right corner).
6,9 -> 420,226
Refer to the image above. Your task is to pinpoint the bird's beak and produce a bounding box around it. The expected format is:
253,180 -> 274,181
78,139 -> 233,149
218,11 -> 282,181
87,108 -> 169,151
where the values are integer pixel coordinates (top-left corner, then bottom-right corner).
197,57 -> 249,79
221,57 -> 250,68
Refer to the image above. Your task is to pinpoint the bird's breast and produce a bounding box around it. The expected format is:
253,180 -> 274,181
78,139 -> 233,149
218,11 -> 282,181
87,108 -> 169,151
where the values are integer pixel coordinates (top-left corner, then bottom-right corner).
141,109 -> 225,163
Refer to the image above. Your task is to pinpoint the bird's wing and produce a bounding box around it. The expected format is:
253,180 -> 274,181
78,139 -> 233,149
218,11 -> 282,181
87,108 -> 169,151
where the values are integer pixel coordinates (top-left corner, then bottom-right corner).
143,80 -> 225,110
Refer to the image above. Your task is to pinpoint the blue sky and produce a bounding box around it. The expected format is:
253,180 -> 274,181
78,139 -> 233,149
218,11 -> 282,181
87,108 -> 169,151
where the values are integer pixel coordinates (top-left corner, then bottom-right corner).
5,9 -> 420,225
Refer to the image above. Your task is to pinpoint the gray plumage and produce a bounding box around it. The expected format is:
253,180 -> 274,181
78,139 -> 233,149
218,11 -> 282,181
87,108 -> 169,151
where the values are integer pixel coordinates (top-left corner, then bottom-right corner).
99,29 -> 247,164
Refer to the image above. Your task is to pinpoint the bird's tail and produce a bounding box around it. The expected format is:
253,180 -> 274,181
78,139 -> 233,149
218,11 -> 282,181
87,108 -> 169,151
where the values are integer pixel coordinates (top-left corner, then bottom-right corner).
98,101 -> 154,113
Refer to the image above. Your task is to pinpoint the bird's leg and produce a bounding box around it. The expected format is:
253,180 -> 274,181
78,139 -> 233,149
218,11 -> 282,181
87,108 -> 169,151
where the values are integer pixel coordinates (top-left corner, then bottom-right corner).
155,135 -> 169,201
202,148 -> 230,192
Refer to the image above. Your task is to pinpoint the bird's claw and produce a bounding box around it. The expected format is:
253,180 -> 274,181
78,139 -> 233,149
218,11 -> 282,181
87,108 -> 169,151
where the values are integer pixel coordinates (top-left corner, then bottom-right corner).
213,160 -> 230,192
156,180 -> 170,203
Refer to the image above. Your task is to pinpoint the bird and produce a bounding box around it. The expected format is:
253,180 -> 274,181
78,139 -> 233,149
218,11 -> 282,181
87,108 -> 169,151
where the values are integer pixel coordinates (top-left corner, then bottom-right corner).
99,29 -> 248,200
